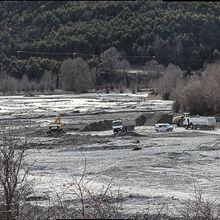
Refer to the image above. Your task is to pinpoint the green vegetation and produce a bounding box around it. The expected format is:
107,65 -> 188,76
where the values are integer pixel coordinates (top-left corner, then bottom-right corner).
1,1 -> 220,81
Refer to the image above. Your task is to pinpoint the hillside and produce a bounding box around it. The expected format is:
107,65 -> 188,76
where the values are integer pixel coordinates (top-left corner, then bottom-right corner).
1,1 -> 220,80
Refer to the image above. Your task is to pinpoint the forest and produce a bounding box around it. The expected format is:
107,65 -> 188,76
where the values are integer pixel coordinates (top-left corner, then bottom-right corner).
1,1 -> 220,79
1,1 -> 220,115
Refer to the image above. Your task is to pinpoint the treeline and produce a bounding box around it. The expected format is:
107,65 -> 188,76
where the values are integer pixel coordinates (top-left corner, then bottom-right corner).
2,45 -> 220,117
1,1 -> 220,80
150,59 -> 220,116
0,47 -> 156,93
0,71 -> 57,93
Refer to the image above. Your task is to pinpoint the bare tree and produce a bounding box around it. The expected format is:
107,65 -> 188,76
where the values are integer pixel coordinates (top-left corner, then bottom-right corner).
144,59 -> 165,78
73,58 -> 93,93
129,80 -> 137,94
21,75 -> 31,92
174,184 -> 220,220
40,71 -> 57,92
170,77 -> 187,113
118,80 -> 126,93
100,47 -> 122,73
0,131 -> 32,220
0,73 -> 20,93
201,62 -> 220,114
60,58 -> 76,91
157,63 -> 183,100
60,58 -> 93,92
169,61 -> 220,115
98,47 -> 133,90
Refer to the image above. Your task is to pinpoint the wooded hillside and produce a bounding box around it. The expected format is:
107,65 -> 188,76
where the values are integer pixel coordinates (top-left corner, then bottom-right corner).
1,1 -> 220,80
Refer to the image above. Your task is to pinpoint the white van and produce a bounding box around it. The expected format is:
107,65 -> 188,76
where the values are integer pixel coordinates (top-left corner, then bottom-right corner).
155,123 -> 173,132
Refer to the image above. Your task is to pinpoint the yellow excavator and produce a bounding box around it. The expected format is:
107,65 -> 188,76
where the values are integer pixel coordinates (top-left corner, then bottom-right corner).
172,113 -> 189,127
48,114 -> 64,133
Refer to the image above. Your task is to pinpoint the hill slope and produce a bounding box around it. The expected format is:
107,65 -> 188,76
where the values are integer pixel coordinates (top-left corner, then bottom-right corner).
1,1 -> 220,79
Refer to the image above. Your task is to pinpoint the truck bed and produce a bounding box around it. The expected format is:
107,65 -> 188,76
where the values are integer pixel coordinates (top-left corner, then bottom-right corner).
190,116 -> 216,126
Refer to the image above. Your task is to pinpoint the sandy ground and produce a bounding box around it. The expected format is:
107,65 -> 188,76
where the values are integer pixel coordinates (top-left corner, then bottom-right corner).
0,92 -> 219,216
24,127 -> 220,215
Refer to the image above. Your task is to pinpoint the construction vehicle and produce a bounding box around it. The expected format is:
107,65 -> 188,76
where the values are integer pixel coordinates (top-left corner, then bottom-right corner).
48,114 -> 65,133
172,113 -> 188,127
112,119 -> 135,134
183,114 -> 216,130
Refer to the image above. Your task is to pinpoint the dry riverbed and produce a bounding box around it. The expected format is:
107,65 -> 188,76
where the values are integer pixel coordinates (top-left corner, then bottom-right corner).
0,92 -> 219,217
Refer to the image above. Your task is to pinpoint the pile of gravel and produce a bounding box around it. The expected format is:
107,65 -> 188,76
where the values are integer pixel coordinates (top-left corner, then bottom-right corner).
135,112 -> 173,126
199,141 -> 220,151
81,120 -> 112,131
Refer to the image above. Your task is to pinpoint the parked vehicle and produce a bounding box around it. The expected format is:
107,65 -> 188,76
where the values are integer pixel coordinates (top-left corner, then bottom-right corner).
183,115 -> 216,130
172,113 -> 189,127
112,119 -> 135,134
155,123 -> 173,132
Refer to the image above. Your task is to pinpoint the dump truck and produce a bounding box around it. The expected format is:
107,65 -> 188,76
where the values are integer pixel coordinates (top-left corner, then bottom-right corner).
183,115 -> 216,130
111,119 -> 135,134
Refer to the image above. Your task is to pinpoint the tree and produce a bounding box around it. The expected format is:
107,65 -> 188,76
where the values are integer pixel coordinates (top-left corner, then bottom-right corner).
40,70 -> 57,91
99,47 -> 131,86
2,1 -> 220,80
129,80 -> 137,93
74,71 -> 93,93
181,76 -> 208,115
144,59 -> 165,74
100,47 -> 122,75
0,72 -> 20,93
60,58 -> 76,91
157,63 -> 183,100
21,74 -> 31,91
190,50 -> 202,70
0,131 -> 32,220
60,57 -> 93,92
144,59 -> 165,84
118,80 -> 126,93
201,62 -> 220,114
170,76 -> 187,113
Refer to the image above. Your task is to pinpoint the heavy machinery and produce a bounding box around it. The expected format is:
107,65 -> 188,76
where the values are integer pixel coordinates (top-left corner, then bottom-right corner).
111,119 -> 135,134
173,113 -> 216,130
183,115 -> 216,130
48,114 -> 65,133
172,113 -> 188,127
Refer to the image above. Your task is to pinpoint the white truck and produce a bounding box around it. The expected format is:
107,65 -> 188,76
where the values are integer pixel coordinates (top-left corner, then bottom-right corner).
183,113 -> 216,130
111,119 -> 135,134
155,123 -> 173,132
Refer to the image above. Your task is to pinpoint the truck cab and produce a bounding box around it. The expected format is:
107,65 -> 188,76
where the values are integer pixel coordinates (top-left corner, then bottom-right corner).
112,119 -> 124,134
112,119 -> 135,134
